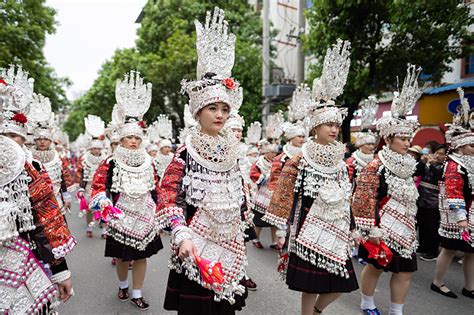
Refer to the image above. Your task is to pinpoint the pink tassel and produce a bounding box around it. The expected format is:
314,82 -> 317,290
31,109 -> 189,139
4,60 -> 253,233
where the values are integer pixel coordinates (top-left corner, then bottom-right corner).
100,205 -> 123,223
461,230 -> 471,243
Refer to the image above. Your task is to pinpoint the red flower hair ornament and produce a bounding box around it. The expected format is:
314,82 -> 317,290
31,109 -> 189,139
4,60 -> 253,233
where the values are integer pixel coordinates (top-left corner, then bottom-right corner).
222,78 -> 236,90
138,121 -> 147,128
12,113 -> 28,124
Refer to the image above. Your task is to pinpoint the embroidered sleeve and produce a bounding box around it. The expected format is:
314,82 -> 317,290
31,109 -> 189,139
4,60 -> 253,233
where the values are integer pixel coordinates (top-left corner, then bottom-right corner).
157,147 -> 187,229
89,159 -> 112,211
61,157 -> 77,192
249,162 -> 264,184
75,157 -> 84,187
263,155 -> 301,228
351,158 -> 381,232
26,162 -> 76,259
444,160 -> 467,221
268,154 -> 284,191
346,157 -> 356,184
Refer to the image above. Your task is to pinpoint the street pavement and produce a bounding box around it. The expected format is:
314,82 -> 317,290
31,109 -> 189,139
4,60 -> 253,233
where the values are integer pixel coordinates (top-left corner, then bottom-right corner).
60,201 -> 472,315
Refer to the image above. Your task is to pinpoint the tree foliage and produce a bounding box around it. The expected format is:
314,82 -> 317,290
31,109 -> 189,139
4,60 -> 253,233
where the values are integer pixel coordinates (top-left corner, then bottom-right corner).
304,0 -> 473,141
65,0 -> 262,139
0,0 -> 70,110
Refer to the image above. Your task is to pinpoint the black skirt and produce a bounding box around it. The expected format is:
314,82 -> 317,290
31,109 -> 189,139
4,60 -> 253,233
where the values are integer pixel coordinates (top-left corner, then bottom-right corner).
164,269 -> 248,315
440,236 -> 474,253
286,253 -> 359,294
104,235 -> 163,261
358,244 -> 417,273
252,210 -> 272,228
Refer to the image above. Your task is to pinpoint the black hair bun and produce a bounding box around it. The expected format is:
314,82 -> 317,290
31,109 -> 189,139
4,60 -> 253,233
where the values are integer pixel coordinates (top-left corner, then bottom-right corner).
203,72 -> 217,80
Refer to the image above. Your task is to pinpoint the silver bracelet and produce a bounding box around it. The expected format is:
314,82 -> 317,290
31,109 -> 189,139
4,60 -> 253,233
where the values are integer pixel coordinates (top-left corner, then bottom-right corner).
172,226 -> 193,246
50,270 -> 71,284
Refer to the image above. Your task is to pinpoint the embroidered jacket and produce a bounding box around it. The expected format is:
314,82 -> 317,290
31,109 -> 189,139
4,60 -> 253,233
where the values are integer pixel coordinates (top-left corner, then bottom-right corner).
268,152 -> 290,191
439,158 -> 474,244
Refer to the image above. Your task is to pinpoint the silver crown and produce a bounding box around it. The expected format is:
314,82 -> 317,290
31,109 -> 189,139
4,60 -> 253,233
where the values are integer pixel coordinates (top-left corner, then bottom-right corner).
29,93 -> 55,140
155,114 -> 173,140
359,96 -> 378,130
305,39 -> 351,130
446,87 -> 474,149
245,121 -> 262,145
225,110 -> 245,131
182,7 -> 242,118
265,112 -> 284,139
115,70 -> 152,119
312,39 -> 351,104
289,83 -> 312,122
84,115 -> 105,138
195,7 -> 236,79
377,64 -> 422,138
0,64 -> 35,113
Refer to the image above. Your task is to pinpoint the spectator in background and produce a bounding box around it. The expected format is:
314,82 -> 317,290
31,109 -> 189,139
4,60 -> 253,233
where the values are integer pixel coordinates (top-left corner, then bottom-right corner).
416,144 -> 447,261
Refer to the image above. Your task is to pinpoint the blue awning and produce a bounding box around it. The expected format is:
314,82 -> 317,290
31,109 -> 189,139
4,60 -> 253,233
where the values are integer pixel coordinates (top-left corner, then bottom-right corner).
424,81 -> 474,95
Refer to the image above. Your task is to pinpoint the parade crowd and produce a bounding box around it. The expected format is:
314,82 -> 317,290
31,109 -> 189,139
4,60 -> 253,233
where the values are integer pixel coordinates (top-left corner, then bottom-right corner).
0,7 -> 473,315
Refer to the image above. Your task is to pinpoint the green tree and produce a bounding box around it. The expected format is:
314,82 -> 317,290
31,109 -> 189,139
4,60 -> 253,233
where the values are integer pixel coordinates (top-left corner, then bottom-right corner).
66,0 -> 262,139
304,0 -> 473,141
0,0 -> 70,110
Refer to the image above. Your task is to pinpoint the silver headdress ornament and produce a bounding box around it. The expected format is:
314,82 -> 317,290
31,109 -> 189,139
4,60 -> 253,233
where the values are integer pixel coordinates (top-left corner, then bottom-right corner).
265,112 -> 284,139
445,87 -> 474,149
29,93 -> 55,140
376,64 -> 422,138
284,83 -> 311,139
84,115 -> 105,150
0,65 -> 35,139
245,121 -> 262,145
355,96 -> 379,147
181,7 -> 243,118
225,110 -> 245,131
105,104 -> 123,144
115,70 -> 152,139
281,121 -> 306,140
156,114 -> 173,140
305,39 -> 351,130
289,83 -> 312,122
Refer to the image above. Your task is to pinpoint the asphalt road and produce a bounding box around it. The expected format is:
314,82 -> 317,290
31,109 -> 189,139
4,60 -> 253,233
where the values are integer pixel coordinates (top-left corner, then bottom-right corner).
60,201 -> 472,315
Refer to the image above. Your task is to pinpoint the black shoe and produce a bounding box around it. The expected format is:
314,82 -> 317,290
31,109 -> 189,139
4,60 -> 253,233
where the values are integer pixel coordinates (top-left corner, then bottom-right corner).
419,254 -> 437,262
118,287 -> 129,301
462,288 -> 474,299
430,283 -> 457,298
131,297 -> 150,310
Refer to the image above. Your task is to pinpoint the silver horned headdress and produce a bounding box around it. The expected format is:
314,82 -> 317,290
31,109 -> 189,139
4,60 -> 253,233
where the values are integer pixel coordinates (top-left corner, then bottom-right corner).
181,7 -> 243,118
29,93 -> 55,140
376,64 -> 422,138
355,96 -> 379,147
284,83 -> 311,139
446,87 -> 474,149
0,65 -> 35,139
115,70 -> 152,139
305,39 -> 351,130
84,115 -> 105,150
245,121 -> 262,145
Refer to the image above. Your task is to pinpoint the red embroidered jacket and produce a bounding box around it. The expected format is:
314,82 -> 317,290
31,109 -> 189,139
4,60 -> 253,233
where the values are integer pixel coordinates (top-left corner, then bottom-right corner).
26,162 -> 76,263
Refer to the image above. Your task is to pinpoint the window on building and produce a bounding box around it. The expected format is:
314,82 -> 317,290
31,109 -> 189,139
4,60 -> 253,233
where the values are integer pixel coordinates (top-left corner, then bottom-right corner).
462,53 -> 474,78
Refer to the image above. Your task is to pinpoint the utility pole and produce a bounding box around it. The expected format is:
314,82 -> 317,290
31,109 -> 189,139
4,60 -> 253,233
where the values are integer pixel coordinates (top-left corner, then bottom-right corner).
296,0 -> 305,85
262,0 -> 270,128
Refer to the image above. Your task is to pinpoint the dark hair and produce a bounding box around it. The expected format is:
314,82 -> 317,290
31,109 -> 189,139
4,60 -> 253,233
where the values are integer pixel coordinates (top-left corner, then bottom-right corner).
203,72 -> 217,80
425,140 -> 440,153
434,143 -> 448,153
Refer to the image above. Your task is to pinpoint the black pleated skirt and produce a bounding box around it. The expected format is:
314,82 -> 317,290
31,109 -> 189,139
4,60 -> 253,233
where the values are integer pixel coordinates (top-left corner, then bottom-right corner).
286,253 -> 359,294
252,210 -> 272,228
104,235 -> 163,261
164,269 -> 248,315
358,244 -> 417,273
440,236 -> 474,253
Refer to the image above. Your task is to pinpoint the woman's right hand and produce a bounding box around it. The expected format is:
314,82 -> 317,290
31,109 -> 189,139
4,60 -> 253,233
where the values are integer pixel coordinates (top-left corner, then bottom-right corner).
178,239 -> 197,260
277,236 -> 285,248
458,220 -> 468,229
77,191 -> 84,198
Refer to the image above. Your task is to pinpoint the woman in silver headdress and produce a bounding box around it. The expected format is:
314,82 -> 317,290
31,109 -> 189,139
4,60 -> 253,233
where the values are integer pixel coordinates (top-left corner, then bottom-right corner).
352,65 -> 423,315
158,8 -> 252,314
90,71 -> 163,310
263,40 -> 359,315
